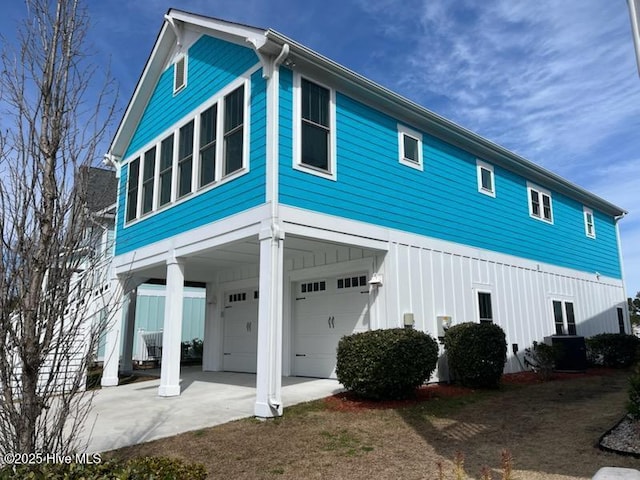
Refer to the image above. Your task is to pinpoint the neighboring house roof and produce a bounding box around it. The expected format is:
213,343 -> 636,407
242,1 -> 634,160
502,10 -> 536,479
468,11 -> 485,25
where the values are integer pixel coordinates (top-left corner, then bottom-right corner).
106,9 -> 627,217
82,166 -> 118,214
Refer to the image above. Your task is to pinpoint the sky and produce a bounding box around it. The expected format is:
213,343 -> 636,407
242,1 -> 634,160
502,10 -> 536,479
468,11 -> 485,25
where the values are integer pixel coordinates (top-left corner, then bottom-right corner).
1,0 -> 639,297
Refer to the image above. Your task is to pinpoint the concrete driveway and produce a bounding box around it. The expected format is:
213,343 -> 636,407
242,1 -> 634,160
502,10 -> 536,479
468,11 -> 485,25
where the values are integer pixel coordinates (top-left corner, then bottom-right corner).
84,366 -> 342,453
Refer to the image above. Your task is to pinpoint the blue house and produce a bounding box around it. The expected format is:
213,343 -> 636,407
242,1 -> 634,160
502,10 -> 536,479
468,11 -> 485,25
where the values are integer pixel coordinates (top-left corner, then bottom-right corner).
101,10 -> 629,418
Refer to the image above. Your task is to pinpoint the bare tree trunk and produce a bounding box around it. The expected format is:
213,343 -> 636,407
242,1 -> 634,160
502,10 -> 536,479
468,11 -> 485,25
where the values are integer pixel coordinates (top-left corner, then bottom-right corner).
0,0 -> 117,454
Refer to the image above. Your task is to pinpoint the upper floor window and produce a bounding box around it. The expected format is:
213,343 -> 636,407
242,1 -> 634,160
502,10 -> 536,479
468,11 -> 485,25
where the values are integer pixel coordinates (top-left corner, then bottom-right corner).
178,120 -> 194,198
199,104 -> 217,187
173,55 -> 187,94
583,207 -> 596,238
159,135 -> 174,206
141,146 -> 156,215
476,160 -> 495,197
223,86 -> 244,176
123,76 -> 250,225
552,300 -> 576,335
398,124 -> 423,171
126,158 -> 140,222
528,183 -> 553,223
294,75 -> 336,180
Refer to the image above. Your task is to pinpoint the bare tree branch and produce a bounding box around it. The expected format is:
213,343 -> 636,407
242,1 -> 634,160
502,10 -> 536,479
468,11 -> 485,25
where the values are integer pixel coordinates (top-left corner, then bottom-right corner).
0,0 -> 118,455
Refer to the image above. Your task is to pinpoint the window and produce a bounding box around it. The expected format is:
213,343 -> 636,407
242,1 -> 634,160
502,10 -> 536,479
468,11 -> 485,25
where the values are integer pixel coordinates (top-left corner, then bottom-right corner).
294,76 -> 336,179
476,160 -> 495,197
141,147 -> 156,214
584,207 -> 596,238
173,55 -> 187,93
121,77 -> 250,224
528,183 -> 553,223
337,275 -> 367,289
199,104 -> 217,187
159,135 -> 174,206
398,124 -> 423,170
301,281 -> 326,293
178,120 -> 194,198
618,307 -> 625,334
477,292 -> 493,323
223,86 -> 244,176
552,300 -> 576,335
126,158 -> 139,222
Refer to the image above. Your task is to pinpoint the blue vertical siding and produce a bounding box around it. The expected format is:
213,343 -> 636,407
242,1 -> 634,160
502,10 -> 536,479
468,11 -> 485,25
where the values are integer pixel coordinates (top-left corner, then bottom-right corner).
115,65 -> 267,255
278,67 -> 622,278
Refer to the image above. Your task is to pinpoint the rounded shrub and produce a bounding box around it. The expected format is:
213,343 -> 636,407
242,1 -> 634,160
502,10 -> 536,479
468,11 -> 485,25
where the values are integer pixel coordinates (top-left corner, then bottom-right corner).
336,328 -> 439,400
586,333 -> 640,368
444,322 -> 507,388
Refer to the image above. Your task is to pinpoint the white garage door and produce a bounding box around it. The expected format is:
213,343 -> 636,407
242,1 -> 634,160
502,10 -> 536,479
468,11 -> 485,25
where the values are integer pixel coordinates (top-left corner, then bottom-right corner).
294,273 -> 370,378
223,289 -> 258,373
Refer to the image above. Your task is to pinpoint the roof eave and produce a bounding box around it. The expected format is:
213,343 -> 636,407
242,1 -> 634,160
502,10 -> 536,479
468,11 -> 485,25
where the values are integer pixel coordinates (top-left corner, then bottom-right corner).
265,30 -> 627,217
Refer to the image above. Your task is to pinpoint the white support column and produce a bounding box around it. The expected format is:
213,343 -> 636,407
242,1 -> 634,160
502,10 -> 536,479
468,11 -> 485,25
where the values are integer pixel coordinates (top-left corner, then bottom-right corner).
101,277 -> 125,387
120,287 -> 138,373
255,222 -> 284,418
203,281 -> 223,371
158,255 -> 185,397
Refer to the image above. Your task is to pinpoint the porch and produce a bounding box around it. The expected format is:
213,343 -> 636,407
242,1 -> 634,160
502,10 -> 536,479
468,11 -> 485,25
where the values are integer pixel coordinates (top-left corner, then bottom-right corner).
87,366 -> 342,453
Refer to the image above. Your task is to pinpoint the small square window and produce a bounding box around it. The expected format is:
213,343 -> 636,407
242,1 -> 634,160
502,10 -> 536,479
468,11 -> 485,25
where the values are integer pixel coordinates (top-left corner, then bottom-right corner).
398,124 -> 423,171
583,207 -> 596,238
476,160 -> 495,197
337,279 -> 344,289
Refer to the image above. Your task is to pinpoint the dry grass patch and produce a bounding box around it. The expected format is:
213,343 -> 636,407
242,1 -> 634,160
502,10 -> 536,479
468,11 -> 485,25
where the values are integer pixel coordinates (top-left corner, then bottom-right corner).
107,369 -> 638,479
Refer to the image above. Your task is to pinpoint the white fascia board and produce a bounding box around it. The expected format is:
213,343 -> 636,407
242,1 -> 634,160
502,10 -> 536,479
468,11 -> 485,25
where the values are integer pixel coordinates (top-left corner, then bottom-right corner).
265,30 -> 626,218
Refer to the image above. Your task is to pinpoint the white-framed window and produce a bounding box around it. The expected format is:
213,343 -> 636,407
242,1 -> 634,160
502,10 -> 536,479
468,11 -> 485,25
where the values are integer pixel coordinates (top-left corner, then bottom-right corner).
173,55 -> 187,94
552,299 -> 576,335
476,159 -> 495,197
473,288 -> 494,323
398,124 -> 423,171
583,206 -> 596,238
123,75 -> 251,225
293,74 -> 337,180
125,157 -> 140,223
527,182 -> 553,223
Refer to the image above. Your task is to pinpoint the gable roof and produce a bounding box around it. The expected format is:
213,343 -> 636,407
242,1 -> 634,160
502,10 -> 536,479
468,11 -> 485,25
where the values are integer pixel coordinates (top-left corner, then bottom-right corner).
107,9 -> 626,217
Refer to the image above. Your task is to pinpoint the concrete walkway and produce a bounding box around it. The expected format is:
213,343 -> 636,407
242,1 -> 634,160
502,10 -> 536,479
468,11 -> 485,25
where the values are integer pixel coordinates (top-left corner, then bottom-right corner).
84,366 -> 342,453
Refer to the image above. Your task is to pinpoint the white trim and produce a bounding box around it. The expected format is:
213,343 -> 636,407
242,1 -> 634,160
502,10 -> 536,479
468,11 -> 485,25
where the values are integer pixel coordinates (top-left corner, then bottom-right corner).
583,206 -> 596,239
397,123 -> 424,171
122,69 -> 257,228
527,182 -> 553,224
292,73 -> 337,181
476,159 -> 495,197
548,297 -> 577,336
113,204 -> 269,275
173,54 -> 187,95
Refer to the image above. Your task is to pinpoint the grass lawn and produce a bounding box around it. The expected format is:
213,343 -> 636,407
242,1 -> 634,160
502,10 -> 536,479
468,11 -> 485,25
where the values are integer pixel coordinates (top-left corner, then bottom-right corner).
107,369 -> 638,479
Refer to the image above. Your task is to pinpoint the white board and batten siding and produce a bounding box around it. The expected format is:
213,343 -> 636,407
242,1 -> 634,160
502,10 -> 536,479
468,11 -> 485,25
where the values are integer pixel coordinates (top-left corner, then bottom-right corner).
380,232 -> 627,376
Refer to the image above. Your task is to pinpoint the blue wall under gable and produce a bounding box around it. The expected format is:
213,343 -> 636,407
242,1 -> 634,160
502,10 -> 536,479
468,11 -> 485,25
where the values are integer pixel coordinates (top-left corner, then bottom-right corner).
278,67 -> 622,279
115,59 -> 267,256
125,35 -> 259,158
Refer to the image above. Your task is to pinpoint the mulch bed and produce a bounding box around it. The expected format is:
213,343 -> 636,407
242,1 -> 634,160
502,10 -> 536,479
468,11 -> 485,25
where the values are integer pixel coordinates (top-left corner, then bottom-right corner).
324,368 -> 618,412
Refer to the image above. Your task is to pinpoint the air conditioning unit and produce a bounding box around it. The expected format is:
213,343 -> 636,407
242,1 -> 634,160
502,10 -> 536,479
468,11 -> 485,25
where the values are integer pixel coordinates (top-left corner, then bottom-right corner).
544,335 -> 587,372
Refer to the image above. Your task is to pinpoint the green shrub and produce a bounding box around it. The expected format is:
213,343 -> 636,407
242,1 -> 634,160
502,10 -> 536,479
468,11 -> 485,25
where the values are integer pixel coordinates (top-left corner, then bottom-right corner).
524,341 -> 561,380
586,333 -> 640,368
628,364 -> 640,419
0,456 -> 207,479
336,328 -> 439,400
444,322 -> 507,388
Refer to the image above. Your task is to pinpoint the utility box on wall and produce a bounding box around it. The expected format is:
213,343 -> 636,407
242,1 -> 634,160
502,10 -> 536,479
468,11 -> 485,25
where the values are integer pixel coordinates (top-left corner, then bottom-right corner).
403,313 -> 415,329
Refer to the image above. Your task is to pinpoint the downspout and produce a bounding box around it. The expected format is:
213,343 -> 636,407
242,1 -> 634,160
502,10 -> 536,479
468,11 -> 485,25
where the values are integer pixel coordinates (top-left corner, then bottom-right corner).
614,212 -> 630,329
248,40 -> 290,412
